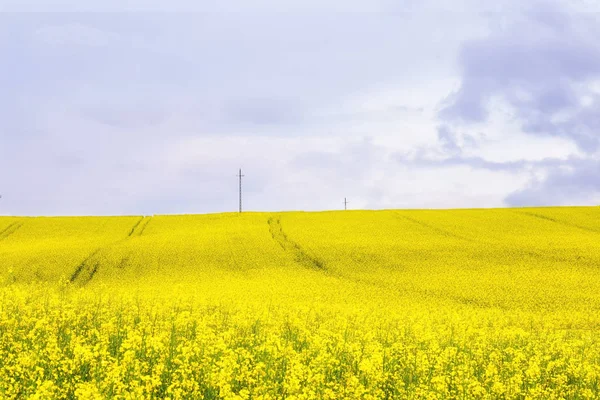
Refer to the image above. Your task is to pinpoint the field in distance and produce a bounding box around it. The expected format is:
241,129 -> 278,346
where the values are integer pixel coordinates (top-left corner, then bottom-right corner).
1,207 -> 599,399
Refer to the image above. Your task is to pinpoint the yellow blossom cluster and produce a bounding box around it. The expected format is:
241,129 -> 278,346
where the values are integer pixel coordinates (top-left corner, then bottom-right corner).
0,207 -> 599,398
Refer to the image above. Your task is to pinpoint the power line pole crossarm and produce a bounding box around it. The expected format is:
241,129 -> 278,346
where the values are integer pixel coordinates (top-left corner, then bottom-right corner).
344,197 -> 349,210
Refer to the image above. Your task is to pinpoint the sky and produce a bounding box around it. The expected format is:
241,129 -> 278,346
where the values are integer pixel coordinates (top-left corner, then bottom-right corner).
1,0 -> 600,215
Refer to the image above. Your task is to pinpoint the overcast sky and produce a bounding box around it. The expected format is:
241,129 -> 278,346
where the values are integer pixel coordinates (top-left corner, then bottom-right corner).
1,0 -> 600,215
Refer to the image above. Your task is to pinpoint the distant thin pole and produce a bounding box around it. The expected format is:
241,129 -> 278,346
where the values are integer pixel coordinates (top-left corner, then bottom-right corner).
344,197 -> 348,210
237,169 -> 245,213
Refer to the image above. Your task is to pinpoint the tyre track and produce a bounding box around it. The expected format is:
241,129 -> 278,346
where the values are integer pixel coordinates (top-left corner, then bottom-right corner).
266,216 -> 506,309
70,249 -> 102,283
133,216 -> 152,237
265,217 -> 504,310
70,216 -> 152,285
514,210 -> 600,234
267,216 -> 327,271
128,216 -> 145,237
0,222 -> 23,241
395,213 -> 473,242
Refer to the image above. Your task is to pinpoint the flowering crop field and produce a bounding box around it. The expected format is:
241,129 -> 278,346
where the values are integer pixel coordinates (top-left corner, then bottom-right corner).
1,207 -> 600,399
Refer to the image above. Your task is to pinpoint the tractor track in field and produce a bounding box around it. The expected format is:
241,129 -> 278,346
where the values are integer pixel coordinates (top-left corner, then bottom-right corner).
395,213 -> 473,242
265,216 -> 510,310
513,210 -> 600,234
70,216 -> 152,285
131,216 -> 152,237
0,222 -> 23,241
70,249 -> 102,283
128,217 -> 145,236
127,215 -> 153,237
268,216 -> 327,271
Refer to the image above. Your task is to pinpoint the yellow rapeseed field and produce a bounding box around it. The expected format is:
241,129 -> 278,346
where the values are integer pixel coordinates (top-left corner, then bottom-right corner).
1,208 -> 599,399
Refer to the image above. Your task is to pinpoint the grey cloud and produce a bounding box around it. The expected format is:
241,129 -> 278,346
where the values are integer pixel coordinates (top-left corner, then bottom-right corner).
520,94 -> 600,152
439,3 -> 600,151
395,129 -> 572,173
437,125 -> 461,155
433,1 -> 600,207
396,153 -> 530,172
395,147 -> 600,208
417,124 -> 483,163
505,158 -> 600,206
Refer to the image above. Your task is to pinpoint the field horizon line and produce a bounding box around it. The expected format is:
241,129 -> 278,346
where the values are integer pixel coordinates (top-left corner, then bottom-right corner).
0,204 -> 597,218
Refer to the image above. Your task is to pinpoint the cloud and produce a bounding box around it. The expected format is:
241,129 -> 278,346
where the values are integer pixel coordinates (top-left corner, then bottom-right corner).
5,5 -> 600,214
33,23 -> 119,46
220,97 -> 305,126
506,158 -> 600,206
439,2 -> 600,152
394,139 -> 573,173
0,0 -> 386,12
437,125 -> 462,155
5,0 -> 600,12
429,1 -> 600,207
397,153 -> 529,172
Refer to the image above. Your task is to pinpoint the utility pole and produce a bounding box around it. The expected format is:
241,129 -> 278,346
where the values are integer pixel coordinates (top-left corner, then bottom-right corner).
237,169 -> 244,213
344,197 -> 348,210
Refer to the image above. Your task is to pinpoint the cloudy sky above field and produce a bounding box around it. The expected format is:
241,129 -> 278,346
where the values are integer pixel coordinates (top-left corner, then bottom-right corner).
1,0 -> 600,215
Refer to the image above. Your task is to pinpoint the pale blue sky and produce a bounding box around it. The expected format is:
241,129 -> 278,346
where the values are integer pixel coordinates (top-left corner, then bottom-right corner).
1,0 -> 600,215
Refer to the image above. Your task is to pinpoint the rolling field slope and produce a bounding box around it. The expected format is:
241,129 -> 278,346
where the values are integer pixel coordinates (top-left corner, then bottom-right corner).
1,208 -> 600,398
